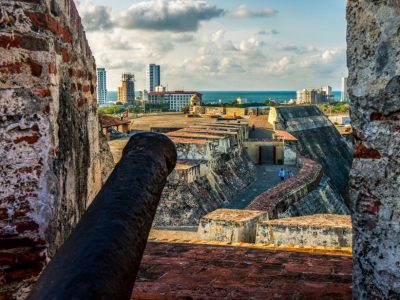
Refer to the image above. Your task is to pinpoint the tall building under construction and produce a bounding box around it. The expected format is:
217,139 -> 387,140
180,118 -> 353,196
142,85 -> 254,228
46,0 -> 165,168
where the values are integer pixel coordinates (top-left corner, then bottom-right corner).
117,73 -> 135,104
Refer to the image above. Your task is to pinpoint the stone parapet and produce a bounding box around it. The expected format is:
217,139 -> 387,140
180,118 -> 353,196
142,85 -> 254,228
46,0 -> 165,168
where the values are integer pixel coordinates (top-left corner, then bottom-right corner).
256,214 -> 352,248
197,209 -> 268,243
246,157 -> 323,217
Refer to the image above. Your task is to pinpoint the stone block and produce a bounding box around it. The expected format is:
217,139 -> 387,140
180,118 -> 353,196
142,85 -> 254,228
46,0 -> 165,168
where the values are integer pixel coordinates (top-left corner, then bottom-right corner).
256,214 -> 352,248
198,209 -> 268,243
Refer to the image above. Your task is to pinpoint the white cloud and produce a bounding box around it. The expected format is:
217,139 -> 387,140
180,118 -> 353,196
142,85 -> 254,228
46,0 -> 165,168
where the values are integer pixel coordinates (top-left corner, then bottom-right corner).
77,0 -> 114,31
118,0 -> 225,32
233,5 -> 278,18
266,56 -> 293,74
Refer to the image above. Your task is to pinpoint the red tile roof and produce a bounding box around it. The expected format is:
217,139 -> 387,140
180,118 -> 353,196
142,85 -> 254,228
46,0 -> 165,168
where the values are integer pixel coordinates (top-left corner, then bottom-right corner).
98,114 -> 130,128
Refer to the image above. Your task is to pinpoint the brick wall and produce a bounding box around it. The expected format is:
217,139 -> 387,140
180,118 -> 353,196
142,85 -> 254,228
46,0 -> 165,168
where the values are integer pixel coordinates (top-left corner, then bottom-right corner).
246,157 -> 323,217
0,1 -> 112,297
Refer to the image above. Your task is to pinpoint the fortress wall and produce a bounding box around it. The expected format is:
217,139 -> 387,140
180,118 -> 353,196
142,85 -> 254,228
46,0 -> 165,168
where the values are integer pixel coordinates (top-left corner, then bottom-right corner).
256,214 -> 352,248
168,161 -> 207,185
0,1 -> 113,297
167,131 -> 231,154
269,106 -> 353,196
347,1 -> 400,298
154,124 -> 255,226
154,146 -> 255,226
246,157 -> 323,218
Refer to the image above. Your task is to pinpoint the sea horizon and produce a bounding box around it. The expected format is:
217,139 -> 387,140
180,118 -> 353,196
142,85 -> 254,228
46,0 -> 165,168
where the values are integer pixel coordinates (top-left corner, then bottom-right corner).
106,90 -> 343,103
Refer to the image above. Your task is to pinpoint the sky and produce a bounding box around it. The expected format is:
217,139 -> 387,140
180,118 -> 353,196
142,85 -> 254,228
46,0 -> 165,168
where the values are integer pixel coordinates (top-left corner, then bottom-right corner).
77,0 -> 348,91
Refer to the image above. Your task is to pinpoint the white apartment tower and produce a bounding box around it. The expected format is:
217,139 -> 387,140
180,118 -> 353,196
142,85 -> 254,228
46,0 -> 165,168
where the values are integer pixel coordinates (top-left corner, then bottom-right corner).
96,68 -> 107,106
341,77 -> 349,102
146,64 -> 161,92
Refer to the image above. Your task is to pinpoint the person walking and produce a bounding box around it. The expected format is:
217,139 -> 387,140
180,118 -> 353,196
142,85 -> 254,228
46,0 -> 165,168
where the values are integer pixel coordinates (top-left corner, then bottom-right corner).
279,168 -> 286,182
288,169 -> 294,178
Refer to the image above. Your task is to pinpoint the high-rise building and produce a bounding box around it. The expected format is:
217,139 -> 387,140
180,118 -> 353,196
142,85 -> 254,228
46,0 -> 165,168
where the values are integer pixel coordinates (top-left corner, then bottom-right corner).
117,73 -> 135,104
146,64 -> 161,92
341,77 -> 349,102
96,68 -> 107,106
296,88 -> 329,104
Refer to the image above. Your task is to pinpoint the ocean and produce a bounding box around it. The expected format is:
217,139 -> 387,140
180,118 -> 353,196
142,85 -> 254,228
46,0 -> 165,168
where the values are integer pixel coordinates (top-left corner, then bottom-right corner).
106,91 -> 342,104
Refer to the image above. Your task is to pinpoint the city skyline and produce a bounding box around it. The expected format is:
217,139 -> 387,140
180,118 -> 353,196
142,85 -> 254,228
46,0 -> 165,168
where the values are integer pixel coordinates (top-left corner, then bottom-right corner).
79,0 -> 347,91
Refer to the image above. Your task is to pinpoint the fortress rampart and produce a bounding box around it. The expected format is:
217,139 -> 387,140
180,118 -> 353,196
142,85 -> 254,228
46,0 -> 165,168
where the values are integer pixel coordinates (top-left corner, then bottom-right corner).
246,157 -> 323,217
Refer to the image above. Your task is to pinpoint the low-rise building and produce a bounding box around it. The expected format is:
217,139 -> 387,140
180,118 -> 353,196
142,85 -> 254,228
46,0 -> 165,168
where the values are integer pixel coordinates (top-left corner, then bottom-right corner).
147,91 -> 202,112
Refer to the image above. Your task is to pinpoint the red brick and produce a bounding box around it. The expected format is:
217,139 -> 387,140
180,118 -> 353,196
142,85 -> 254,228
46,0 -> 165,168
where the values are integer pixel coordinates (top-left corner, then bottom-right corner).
16,248 -> 46,264
5,264 -> 43,282
12,206 -> 32,219
27,59 -> 43,77
0,62 -> 22,74
42,105 -> 50,115
0,208 -> 8,220
33,88 -> 51,97
13,135 -> 39,145
370,112 -> 399,121
0,35 -> 20,49
15,221 -> 39,234
0,253 -> 15,267
14,167 -> 33,174
354,143 -> 381,159
25,11 -> 73,44
77,98 -> 88,107
82,84 -> 90,93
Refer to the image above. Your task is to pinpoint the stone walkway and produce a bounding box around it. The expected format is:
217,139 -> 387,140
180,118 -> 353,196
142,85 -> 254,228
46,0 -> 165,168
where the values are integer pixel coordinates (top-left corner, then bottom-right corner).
225,164 -> 298,209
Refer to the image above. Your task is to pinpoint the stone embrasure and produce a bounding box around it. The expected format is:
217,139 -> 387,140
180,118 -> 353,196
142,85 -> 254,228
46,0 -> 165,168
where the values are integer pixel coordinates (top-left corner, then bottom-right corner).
348,1 -> 400,299
256,214 -> 352,248
198,209 -> 268,243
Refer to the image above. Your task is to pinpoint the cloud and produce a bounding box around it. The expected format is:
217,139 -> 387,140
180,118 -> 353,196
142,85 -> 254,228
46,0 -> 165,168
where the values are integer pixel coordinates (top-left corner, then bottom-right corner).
170,33 -> 196,43
258,29 -> 279,35
77,1 -> 114,31
233,5 -> 278,18
265,56 -> 293,74
118,0 -> 225,32
277,45 -> 319,54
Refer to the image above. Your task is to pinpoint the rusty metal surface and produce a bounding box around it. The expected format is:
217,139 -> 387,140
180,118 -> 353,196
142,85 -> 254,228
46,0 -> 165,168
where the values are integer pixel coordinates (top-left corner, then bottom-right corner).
27,133 -> 177,300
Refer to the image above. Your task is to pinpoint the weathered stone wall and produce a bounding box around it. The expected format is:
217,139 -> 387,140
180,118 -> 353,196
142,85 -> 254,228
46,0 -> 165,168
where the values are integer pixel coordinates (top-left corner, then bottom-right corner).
198,209 -> 268,243
154,149 -> 255,226
256,214 -> 352,248
0,1 -> 112,297
269,106 -> 353,197
348,1 -> 400,298
281,177 -> 350,218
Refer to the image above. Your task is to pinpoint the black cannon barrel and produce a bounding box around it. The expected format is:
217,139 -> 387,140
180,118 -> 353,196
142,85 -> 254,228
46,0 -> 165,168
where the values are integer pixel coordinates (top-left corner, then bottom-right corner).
28,133 -> 177,300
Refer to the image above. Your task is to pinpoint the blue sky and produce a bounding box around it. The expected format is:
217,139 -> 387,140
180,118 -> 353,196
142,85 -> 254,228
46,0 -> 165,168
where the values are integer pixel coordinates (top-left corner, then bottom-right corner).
78,0 -> 347,91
